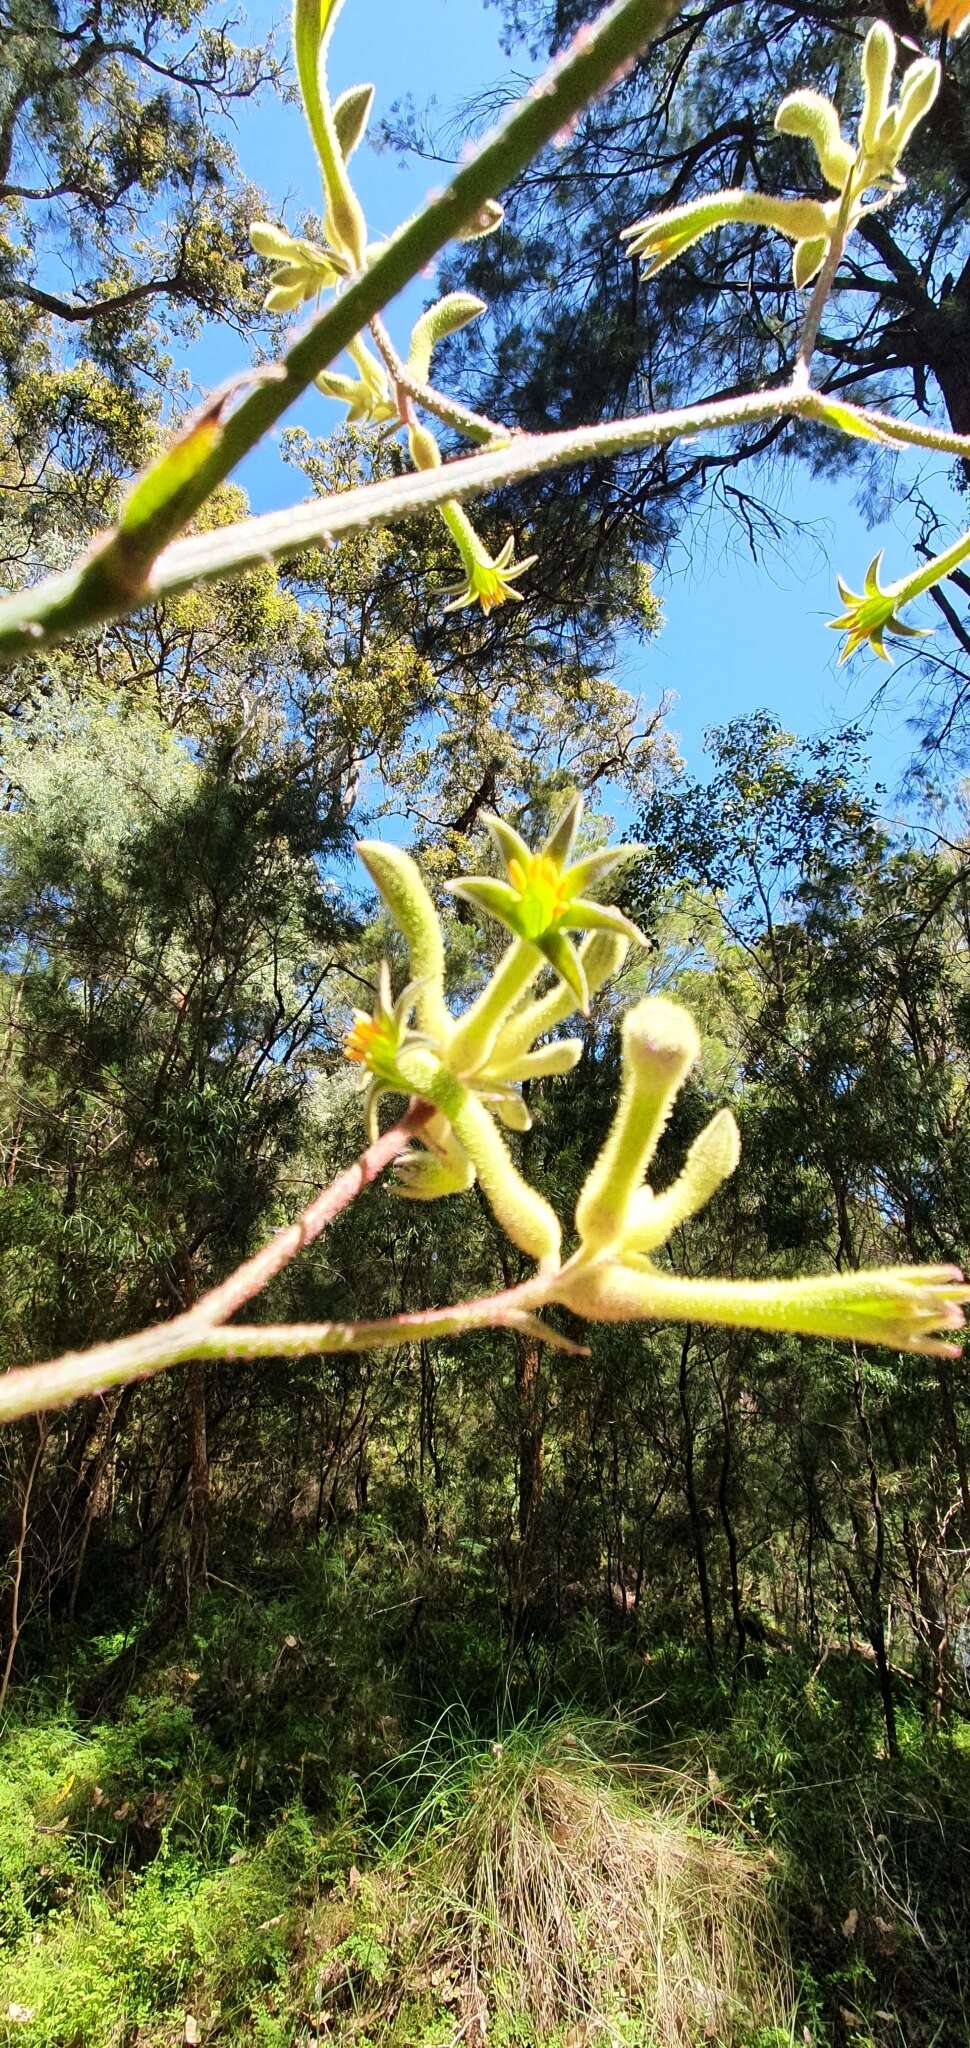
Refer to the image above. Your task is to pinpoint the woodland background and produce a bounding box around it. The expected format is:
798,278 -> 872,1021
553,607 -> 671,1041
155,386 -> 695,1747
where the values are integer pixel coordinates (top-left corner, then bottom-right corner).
0,1 -> 969,2043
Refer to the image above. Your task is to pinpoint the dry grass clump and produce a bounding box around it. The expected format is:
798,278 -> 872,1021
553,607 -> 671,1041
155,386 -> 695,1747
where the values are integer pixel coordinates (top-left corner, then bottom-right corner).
372,1712 -> 794,2047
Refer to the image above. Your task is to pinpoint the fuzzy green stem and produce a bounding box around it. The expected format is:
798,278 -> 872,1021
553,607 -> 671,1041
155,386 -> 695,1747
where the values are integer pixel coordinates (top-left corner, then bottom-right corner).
449,940 -> 543,1075
0,388 -> 805,659
0,0 -> 680,658
7,376 -> 970,662
794,176 -> 857,384
293,0 -> 367,266
886,526 -> 970,606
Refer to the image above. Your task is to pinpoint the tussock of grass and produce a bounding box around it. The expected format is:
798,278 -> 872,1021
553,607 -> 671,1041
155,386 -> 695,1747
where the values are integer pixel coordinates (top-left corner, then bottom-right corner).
357,1712 -> 795,2046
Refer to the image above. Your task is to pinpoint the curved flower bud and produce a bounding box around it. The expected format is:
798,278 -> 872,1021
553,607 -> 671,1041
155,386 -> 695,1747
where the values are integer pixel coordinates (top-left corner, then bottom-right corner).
775,89 -> 856,190
575,996 -> 700,1252
792,235 -> 828,289
491,931 -> 630,1068
859,23 -> 895,157
408,294 -> 487,383
896,66 -> 941,168
355,841 -> 450,1040
621,1108 -> 741,1253
332,82 -> 375,161
622,192 -> 832,278
484,1039 -> 584,1084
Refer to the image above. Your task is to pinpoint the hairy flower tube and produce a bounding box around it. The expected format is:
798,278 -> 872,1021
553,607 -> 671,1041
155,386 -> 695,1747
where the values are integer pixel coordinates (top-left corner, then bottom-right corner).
407,423 -> 536,616
543,993 -> 970,1358
622,24 -> 940,292
340,843 -> 970,1363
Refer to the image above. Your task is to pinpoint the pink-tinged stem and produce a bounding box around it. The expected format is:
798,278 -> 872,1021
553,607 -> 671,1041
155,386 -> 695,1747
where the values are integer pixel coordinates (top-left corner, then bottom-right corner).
0,1102 -> 434,1424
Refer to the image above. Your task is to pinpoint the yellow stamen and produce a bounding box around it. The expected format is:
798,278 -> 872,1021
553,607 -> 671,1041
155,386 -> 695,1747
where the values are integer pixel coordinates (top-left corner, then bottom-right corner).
344,1014 -> 383,1066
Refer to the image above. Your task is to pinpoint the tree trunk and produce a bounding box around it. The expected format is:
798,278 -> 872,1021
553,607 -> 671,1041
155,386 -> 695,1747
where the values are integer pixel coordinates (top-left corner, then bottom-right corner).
678,1331 -> 716,1669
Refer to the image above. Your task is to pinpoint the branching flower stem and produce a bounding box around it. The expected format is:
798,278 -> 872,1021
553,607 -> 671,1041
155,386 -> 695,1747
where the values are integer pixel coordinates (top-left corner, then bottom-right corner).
0,0 -> 680,658
2,384 -> 967,661
793,181 -> 856,387
369,315 -> 508,446
0,1102 -> 436,1424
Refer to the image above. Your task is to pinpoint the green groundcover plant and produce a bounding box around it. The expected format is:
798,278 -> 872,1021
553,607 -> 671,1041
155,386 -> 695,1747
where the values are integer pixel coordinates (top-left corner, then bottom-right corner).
0,0 -> 968,1425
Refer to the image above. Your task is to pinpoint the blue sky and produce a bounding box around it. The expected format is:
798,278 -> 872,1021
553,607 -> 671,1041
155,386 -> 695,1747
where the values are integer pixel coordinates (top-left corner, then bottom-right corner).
197,0 -> 962,799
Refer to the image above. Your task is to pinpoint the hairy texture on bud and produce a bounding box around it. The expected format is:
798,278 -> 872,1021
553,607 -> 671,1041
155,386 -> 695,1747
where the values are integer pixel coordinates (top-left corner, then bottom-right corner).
623,190 -> 832,275
448,939 -> 543,1076
355,842 -> 450,1039
332,81 -> 374,160
859,22 -> 895,156
774,89 -> 856,189
792,236 -> 827,289
554,1263 -> 970,1360
493,932 -> 629,1067
408,423 -> 442,471
294,0 -> 368,268
575,997 -> 700,1251
887,58 -> 941,161
622,1109 -> 740,1252
408,294 -> 487,383
486,1039 -> 584,1084
451,1093 -> 561,1265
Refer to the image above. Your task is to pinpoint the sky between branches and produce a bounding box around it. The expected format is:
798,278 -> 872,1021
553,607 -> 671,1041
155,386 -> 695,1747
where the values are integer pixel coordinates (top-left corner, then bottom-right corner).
188,0 -> 965,800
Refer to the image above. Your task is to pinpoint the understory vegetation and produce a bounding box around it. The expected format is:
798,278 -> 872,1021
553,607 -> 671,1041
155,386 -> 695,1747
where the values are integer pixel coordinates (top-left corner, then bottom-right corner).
1,1552 -> 969,2047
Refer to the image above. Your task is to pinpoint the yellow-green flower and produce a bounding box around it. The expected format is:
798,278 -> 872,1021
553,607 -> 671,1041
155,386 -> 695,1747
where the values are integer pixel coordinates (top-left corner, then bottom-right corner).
317,336 -> 397,425
828,551 -> 932,664
250,221 -> 344,313
445,795 -> 645,1008
621,193 -> 832,280
441,532 -> 538,616
343,962 -> 429,1135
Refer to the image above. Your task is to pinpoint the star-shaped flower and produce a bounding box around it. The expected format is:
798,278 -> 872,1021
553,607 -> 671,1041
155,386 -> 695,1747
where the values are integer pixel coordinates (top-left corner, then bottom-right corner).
445,795 -> 646,1009
441,533 -> 538,616
828,552 -> 932,665
250,221 -> 344,313
344,963 -> 430,1136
